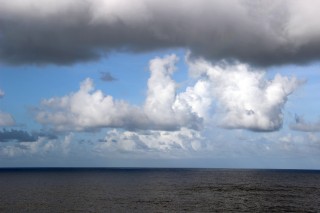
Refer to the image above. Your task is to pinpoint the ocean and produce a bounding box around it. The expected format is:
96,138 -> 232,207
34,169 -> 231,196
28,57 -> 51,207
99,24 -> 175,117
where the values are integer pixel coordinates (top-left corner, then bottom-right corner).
0,168 -> 320,212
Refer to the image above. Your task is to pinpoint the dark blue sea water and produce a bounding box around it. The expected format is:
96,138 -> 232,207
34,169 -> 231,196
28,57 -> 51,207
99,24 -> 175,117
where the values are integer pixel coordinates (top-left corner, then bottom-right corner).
1,168 -> 320,212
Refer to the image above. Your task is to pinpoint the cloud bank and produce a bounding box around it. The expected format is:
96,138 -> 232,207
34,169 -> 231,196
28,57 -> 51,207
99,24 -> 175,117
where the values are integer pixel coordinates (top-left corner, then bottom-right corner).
1,0 -> 320,66
35,54 -> 300,132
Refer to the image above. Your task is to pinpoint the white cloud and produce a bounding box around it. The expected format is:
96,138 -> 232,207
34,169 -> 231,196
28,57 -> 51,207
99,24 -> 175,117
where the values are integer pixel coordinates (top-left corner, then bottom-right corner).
35,54 -> 301,133
144,55 -> 201,130
35,55 -> 201,132
186,58 -> 302,131
175,80 -> 212,119
36,78 -> 147,131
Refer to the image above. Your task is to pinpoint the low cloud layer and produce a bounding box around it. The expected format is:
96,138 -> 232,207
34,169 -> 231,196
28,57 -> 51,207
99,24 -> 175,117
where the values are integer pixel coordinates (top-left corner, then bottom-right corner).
96,128 -> 203,155
1,0 -> 320,66
34,54 -> 300,132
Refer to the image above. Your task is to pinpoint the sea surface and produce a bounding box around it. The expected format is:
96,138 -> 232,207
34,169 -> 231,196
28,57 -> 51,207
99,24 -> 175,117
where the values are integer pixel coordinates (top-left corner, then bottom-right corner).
0,168 -> 320,212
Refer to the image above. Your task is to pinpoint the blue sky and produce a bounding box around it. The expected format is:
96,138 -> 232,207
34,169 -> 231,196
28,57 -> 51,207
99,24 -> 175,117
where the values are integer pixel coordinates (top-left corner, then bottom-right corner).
1,0 -> 320,168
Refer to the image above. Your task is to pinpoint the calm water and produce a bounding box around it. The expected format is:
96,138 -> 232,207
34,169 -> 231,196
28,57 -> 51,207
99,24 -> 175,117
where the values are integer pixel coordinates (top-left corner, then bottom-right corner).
0,168 -> 320,212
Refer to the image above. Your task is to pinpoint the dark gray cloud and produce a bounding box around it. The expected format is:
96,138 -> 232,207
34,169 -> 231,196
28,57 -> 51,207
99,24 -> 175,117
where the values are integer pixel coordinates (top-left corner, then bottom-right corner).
0,0 -> 320,66
100,72 -> 117,82
0,129 -> 57,142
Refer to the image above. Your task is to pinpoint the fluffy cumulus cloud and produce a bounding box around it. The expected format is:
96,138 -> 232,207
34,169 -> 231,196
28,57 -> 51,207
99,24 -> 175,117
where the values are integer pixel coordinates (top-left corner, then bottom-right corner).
1,0 -> 320,66
35,54 -> 300,133
35,78 -> 147,131
186,58 -> 302,131
35,55 -> 201,132
290,115 -> 320,132
144,55 -> 201,130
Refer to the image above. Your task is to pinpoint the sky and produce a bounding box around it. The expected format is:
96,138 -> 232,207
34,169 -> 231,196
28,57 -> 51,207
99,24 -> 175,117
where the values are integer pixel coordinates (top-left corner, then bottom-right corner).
1,0 -> 320,169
